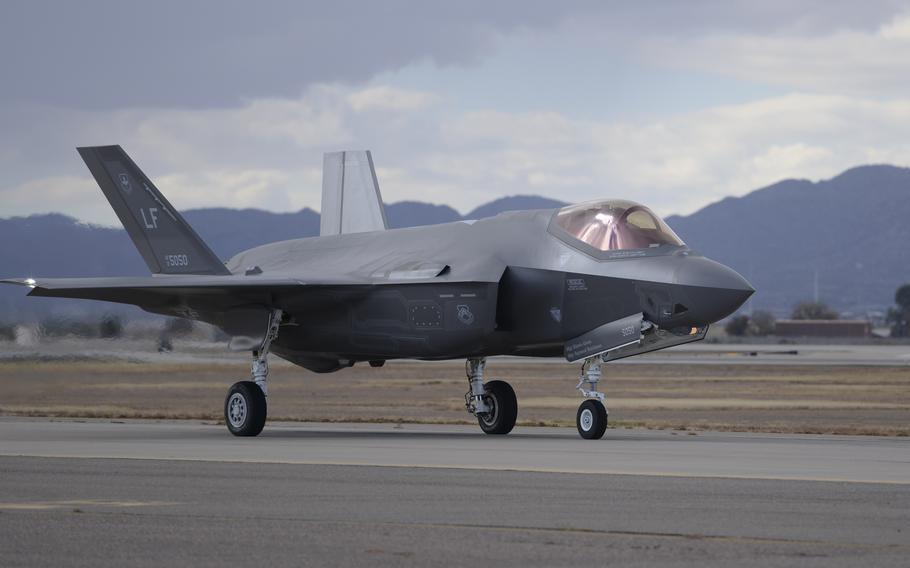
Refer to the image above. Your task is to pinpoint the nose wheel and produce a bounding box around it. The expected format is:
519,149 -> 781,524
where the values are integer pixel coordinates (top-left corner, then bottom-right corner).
576,399 -> 607,439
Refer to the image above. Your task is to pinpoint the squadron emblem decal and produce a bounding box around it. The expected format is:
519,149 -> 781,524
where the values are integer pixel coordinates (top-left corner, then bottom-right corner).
456,304 -> 475,325
118,173 -> 132,194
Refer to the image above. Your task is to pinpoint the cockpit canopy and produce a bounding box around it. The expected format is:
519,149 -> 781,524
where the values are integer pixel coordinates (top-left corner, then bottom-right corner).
550,199 -> 684,255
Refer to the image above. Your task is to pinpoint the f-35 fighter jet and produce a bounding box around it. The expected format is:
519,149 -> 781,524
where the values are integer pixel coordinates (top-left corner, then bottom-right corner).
2,146 -> 753,439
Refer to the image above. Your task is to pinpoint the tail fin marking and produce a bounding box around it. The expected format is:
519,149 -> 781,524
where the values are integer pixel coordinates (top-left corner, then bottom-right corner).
77,145 -> 230,275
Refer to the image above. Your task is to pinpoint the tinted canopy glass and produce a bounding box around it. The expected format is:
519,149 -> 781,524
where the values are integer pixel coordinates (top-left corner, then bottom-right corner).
552,200 -> 684,252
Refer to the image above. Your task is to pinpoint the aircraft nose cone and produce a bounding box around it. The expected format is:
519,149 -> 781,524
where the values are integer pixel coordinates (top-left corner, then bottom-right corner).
674,257 -> 754,324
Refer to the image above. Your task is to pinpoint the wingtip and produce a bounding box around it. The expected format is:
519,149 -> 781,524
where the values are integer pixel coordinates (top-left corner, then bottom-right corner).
0,278 -> 38,289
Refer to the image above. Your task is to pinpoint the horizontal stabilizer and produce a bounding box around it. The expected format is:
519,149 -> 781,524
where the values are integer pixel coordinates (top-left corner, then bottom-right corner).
320,150 -> 389,236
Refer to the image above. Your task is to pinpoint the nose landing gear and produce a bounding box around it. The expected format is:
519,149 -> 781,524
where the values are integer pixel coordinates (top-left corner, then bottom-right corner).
575,356 -> 608,439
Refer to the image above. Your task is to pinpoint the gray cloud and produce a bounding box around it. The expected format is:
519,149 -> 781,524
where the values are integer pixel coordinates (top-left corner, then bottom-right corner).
3,0 -> 910,226
4,86 -> 910,227
0,0 -> 582,109
584,0 -> 904,36
3,1 -> 904,109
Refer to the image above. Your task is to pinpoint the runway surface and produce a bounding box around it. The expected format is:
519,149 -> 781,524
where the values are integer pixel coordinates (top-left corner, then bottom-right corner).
1,419 -> 908,567
2,418 -> 909,483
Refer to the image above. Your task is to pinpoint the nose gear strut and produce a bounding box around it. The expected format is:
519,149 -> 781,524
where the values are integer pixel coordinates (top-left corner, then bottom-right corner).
576,356 -> 606,402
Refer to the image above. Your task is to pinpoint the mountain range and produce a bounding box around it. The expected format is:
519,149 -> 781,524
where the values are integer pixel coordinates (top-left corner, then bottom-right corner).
665,165 -> 910,317
1,166 -> 908,321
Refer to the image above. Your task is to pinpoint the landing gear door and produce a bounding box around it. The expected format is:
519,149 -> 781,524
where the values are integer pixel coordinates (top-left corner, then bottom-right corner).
216,307 -> 273,352
603,324 -> 709,363
564,312 -> 643,363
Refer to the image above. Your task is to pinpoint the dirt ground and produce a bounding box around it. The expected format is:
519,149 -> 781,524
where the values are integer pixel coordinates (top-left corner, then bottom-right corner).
1,358 -> 908,435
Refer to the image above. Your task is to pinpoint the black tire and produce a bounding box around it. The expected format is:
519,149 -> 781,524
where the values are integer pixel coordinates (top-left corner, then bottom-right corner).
477,380 -> 518,435
224,381 -> 267,437
576,399 -> 607,440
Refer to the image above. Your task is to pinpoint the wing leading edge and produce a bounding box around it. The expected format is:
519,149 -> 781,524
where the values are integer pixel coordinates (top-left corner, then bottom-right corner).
0,275 -> 303,308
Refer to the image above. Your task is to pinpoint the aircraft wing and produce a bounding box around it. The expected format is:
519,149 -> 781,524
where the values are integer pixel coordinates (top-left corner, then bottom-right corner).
0,275 -> 307,311
1,274 -> 325,339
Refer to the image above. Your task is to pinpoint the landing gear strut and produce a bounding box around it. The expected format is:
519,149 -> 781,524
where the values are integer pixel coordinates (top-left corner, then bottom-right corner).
465,358 -> 518,435
575,356 -> 608,439
225,309 -> 282,437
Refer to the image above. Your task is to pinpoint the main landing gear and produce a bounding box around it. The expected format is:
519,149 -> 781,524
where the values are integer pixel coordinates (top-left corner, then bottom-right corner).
465,358 -> 517,435
575,356 -> 608,439
225,309 -> 282,437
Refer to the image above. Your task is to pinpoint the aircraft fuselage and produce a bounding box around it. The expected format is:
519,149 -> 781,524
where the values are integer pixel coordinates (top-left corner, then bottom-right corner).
222,208 -> 752,372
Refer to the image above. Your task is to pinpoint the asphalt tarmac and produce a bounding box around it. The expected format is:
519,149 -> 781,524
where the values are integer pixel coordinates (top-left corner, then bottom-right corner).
1,419 -> 908,567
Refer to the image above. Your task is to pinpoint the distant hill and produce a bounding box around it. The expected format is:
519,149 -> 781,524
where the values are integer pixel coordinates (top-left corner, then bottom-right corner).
384,202 -> 462,230
665,165 -> 910,316
184,208 -> 320,260
2,166 -> 909,322
465,195 -> 568,220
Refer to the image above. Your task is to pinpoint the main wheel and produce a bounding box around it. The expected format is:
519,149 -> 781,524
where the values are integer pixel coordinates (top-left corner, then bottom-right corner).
576,399 -> 607,440
477,380 -> 518,435
225,381 -> 267,437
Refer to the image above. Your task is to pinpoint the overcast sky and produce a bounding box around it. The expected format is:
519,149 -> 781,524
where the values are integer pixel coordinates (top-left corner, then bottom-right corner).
2,0 -> 909,225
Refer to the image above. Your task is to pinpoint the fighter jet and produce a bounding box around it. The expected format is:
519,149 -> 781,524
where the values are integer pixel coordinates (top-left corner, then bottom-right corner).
1,146 -> 753,439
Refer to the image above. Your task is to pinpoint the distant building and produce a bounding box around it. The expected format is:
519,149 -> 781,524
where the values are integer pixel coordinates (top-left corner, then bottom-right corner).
775,320 -> 871,338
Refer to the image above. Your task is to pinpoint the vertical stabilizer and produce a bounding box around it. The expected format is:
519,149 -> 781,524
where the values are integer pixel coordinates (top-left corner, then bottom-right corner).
78,145 -> 230,275
320,150 -> 389,236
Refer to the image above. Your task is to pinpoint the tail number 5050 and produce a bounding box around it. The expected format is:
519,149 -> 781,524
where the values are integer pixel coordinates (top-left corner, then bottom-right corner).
165,254 -> 190,268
